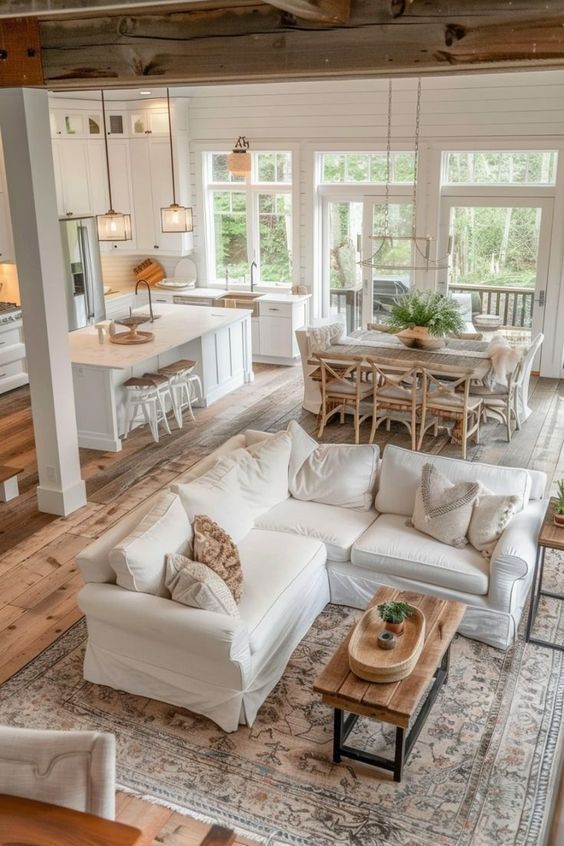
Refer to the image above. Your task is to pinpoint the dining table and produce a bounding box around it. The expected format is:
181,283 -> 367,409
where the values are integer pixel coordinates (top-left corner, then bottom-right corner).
311,329 -> 500,382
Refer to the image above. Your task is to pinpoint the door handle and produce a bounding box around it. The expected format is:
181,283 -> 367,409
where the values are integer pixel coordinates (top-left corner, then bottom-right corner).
534,290 -> 545,307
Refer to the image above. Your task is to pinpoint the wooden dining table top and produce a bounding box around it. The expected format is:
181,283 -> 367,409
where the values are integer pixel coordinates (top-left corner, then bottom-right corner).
0,794 -> 142,846
310,330 -> 496,379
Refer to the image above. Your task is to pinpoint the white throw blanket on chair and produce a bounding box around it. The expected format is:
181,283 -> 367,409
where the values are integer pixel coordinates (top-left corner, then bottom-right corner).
308,322 -> 346,354
486,335 -> 521,387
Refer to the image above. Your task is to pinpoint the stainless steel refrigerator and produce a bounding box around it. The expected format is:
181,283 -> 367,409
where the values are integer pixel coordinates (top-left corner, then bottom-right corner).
60,216 -> 106,331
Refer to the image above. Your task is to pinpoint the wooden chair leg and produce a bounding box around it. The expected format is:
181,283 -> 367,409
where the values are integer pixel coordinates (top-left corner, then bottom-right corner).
354,404 -> 360,444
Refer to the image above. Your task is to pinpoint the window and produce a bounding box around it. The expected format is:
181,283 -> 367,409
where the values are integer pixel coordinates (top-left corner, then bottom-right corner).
321,152 -> 415,184
444,151 -> 557,186
206,151 -> 293,286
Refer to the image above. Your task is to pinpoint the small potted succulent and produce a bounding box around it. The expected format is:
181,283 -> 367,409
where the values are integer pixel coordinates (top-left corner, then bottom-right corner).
553,479 -> 564,528
377,600 -> 413,636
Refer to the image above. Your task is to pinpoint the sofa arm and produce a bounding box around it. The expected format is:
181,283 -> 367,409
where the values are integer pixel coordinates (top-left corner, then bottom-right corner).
488,499 -> 547,611
78,584 -> 252,684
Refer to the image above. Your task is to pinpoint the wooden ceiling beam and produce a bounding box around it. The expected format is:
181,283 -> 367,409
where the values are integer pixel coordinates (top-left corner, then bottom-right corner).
266,1 -> 351,24
4,1 -> 564,89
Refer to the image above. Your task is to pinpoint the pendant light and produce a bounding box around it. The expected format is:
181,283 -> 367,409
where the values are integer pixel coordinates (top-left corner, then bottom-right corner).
227,136 -> 251,177
97,90 -> 132,241
161,88 -> 193,233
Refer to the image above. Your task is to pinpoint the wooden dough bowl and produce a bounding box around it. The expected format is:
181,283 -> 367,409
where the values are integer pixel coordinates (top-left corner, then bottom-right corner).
348,605 -> 426,683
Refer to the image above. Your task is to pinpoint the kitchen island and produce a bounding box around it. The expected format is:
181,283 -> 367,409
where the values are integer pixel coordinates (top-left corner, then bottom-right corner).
69,303 -> 252,451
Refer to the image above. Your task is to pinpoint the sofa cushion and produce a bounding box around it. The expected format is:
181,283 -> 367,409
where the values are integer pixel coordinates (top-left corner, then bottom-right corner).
375,444 -> 532,516
108,492 -> 192,597
412,463 -> 480,548
254,498 -> 378,562
351,513 -> 490,596
175,434 -> 247,483
468,485 -> 520,558
165,553 -> 239,617
287,420 -> 379,510
237,529 -> 327,654
173,459 -> 255,543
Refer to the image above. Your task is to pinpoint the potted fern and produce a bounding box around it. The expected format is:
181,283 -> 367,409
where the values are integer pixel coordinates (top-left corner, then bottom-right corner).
386,290 -> 465,349
377,600 -> 413,636
553,479 -> 564,528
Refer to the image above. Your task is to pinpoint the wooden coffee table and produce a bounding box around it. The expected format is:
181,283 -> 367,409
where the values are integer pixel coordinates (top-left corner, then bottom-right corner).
525,498 -> 564,651
314,587 -> 465,782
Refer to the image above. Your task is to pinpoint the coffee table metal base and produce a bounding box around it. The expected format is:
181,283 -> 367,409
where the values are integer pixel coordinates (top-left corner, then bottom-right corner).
332,646 -> 450,782
526,546 -> 564,651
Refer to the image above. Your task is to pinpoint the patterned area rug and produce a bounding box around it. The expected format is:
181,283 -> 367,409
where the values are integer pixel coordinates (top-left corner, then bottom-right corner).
1,555 -> 563,846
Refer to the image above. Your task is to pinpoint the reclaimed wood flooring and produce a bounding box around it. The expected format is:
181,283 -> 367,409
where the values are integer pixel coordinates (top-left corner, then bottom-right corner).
0,363 -> 563,845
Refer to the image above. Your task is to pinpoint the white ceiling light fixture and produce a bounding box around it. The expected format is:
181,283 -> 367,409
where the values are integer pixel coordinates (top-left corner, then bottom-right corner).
161,88 -> 194,234
227,136 -> 251,177
97,89 -> 132,242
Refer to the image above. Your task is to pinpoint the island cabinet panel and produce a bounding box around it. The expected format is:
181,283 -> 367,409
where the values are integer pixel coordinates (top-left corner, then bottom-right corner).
69,305 -> 252,451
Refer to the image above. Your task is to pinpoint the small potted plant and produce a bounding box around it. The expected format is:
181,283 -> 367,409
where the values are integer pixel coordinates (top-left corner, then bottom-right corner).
553,479 -> 564,528
386,290 -> 465,348
377,600 -> 413,636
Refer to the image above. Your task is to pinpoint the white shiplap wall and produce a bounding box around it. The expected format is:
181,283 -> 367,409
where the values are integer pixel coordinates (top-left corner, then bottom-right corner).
184,70 -> 564,376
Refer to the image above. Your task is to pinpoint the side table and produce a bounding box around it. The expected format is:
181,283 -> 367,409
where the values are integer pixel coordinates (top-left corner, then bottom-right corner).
525,498 -> 564,651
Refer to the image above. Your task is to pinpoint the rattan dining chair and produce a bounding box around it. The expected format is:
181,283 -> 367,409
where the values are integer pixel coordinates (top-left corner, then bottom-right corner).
362,363 -> 422,450
314,352 -> 373,444
418,368 -> 483,460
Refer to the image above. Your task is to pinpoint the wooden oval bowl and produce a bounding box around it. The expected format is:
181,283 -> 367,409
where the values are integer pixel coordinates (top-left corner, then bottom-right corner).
348,605 -> 426,683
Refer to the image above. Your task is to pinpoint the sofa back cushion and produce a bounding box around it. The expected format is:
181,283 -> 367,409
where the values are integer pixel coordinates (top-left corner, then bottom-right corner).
173,431 -> 292,540
287,420 -> 379,511
375,444 -> 532,516
108,492 -> 192,596
174,433 -> 247,484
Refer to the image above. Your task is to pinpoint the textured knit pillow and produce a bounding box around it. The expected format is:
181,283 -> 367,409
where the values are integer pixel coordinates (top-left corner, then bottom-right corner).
192,514 -> 243,602
164,553 -> 239,616
412,463 -> 480,548
467,484 -> 520,558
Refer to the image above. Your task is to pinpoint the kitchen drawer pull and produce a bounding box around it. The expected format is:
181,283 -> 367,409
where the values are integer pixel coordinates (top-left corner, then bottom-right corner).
268,307 -> 280,311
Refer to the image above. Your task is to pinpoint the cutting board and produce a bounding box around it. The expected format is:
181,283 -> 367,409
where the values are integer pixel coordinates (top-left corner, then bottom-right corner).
133,258 -> 166,287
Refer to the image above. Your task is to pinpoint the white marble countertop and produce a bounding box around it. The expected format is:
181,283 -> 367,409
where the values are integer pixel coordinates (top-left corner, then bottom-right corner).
69,303 -> 250,370
107,285 -> 311,304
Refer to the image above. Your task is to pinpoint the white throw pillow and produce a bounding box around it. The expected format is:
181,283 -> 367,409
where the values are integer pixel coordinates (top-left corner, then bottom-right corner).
172,458 -> 254,543
412,463 -> 480,548
173,433 -> 291,539
287,420 -> 379,511
109,492 -> 192,596
164,553 -> 239,617
468,484 -> 520,558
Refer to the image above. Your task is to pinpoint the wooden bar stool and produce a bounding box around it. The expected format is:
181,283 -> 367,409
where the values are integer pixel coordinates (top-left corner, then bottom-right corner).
122,376 -> 172,443
157,359 -> 199,426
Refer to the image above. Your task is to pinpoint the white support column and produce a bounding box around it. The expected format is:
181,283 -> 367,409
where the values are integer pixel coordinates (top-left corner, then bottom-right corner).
0,88 -> 86,516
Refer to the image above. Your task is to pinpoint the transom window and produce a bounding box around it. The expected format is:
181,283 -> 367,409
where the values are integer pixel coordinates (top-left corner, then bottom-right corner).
205,151 -> 293,286
320,152 -> 416,184
443,151 -> 558,186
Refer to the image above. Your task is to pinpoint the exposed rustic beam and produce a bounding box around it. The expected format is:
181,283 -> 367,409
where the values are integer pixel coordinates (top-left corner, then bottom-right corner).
266,1 -> 351,24
7,1 -> 564,89
0,17 -> 43,85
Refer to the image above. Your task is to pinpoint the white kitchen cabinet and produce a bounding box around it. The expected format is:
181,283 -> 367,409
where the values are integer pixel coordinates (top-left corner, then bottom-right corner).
105,139 -> 136,252
256,298 -> 308,363
129,136 -> 193,256
50,109 -> 104,139
0,141 -> 14,263
0,319 -> 28,394
52,140 -> 93,217
129,108 -> 169,137
251,317 -> 260,355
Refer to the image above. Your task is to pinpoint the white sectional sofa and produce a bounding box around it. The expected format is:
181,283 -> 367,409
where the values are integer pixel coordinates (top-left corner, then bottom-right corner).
77,428 -> 546,732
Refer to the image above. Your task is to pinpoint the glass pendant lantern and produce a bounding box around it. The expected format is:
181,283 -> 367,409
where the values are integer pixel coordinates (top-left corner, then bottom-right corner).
227,136 -> 251,177
161,88 -> 193,233
97,90 -> 132,242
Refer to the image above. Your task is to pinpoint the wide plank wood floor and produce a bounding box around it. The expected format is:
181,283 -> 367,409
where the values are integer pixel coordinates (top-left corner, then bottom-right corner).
0,364 -> 563,844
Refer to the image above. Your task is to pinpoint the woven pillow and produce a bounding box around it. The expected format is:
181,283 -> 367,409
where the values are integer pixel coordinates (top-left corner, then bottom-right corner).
467,484 -> 520,558
412,463 -> 480,548
192,514 -> 243,602
164,553 -> 239,616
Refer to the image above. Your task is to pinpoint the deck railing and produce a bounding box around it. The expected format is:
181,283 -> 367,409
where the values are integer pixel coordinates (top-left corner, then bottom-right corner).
449,283 -> 535,328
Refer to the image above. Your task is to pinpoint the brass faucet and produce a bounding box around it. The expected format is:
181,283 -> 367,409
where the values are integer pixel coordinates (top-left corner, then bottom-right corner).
135,279 -> 155,322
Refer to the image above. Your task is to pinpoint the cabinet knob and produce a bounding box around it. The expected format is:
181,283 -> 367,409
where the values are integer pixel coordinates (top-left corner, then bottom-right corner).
153,244 -> 159,249
66,212 -> 73,217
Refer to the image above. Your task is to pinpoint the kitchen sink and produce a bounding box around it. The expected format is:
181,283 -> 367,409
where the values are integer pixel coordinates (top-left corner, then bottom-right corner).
216,291 -> 263,301
216,291 -> 262,316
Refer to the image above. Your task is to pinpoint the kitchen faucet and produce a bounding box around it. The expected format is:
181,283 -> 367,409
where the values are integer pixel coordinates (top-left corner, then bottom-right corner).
135,279 -> 155,322
250,260 -> 258,292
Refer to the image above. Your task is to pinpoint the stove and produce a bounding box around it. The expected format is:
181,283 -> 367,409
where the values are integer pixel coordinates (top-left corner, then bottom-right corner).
0,301 -> 22,324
